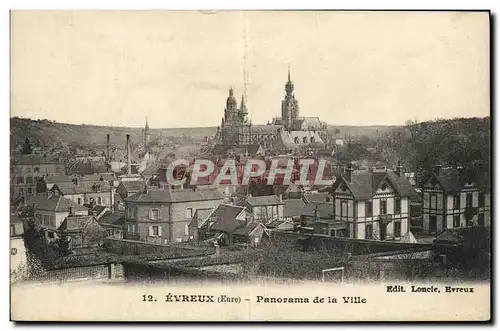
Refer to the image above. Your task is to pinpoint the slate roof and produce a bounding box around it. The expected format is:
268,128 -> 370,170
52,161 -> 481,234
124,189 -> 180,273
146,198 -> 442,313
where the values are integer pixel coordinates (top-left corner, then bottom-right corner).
303,192 -> 330,203
425,167 -> 491,194
52,181 -> 111,195
58,215 -> 96,232
210,218 -> 246,233
120,180 -> 146,192
27,194 -> 88,213
233,221 -> 260,236
301,202 -> 334,219
332,170 -> 417,201
247,195 -> 283,206
283,198 -> 307,218
98,211 -> 125,227
190,208 -> 215,228
125,187 -> 225,204
251,124 -> 282,134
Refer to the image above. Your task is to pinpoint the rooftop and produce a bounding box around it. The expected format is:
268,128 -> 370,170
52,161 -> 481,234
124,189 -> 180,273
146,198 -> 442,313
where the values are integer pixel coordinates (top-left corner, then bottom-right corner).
125,187 -> 225,204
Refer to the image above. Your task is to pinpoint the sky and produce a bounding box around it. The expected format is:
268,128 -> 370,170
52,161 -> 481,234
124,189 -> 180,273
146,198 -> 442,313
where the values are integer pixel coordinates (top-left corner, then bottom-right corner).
10,11 -> 490,128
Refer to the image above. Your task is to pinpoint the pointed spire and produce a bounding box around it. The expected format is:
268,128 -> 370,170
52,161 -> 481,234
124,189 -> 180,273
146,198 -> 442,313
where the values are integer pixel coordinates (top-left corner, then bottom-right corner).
145,116 -> 149,129
229,86 -> 234,96
240,95 -> 246,110
288,63 -> 291,82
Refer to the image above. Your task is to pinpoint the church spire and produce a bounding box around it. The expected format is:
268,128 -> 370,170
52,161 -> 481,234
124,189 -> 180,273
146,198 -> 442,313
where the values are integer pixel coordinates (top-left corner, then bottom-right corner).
285,65 -> 294,96
145,116 -> 149,129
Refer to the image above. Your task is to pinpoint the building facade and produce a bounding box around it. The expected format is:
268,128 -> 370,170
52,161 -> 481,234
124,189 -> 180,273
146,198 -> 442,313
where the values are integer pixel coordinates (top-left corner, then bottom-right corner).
421,165 -> 491,234
123,187 -> 225,244
331,163 -> 417,241
11,154 -> 65,199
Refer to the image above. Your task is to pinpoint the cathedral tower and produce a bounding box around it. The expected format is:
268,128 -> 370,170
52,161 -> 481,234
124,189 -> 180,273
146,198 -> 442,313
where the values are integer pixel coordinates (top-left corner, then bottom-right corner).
281,67 -> 300,130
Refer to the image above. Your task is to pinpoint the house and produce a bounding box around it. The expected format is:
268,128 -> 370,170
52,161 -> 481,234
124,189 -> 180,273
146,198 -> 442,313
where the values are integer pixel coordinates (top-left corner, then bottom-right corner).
187,208 -> 216,242
51,179 -> 114,209
123,187 -> 225,244
86,204 -> 110,220
280,198 -> 306,223
245,195 -> 284,225
208,208 -> 267,247
116,180 -> 146,200
98,211 -> 125,239
330,162 -> 418,241
58,215 -> 108,249
27,194 -> 89,243
202,204 -> 247,244
300,202 -> 347,237
420,165 -> 491,234
303,191 -> 331,204
11,154 -> 65,199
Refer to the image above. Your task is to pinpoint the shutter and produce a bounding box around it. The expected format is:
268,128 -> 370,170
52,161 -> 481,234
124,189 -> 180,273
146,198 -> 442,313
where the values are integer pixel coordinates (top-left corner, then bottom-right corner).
158,226 -> 163,237
148,226 -> 153,236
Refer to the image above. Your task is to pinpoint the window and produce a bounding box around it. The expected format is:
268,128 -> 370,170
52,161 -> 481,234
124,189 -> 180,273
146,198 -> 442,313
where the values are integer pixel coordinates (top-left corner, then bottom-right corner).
27,187 -> 33,195
50,216 -> 55,227
43,215 -> 49,226
16,176 -> 24,184
10,224 -> 15,236
185,208 -> 193,219
341,200 -> 348,217
34,167 -> 40,172
48,232 -> 55,239
430,194 -> 437,209
97,197 -> 102,205
303,137 -> 308,144
466,193 -> 473,207
77,198 -> 82,205
149,225 -> 161,237
127,223 -> 137,233
365,201 -> 373,217
453,215 -> 460,228
380,200 -> 387,215
19,188 -> 24,195
150,208 -> 160,220
453,194 -> 460,209
26,176 -> 33,184
394,221 -> 401,238
365,223 -> 373,240
185,224 -> 189,236
394,198 -> 401,214
479,192 -> 485,208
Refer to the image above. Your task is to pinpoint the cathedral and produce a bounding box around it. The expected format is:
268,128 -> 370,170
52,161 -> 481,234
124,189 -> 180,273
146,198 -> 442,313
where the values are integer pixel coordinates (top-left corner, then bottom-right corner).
215,69 -> 328,152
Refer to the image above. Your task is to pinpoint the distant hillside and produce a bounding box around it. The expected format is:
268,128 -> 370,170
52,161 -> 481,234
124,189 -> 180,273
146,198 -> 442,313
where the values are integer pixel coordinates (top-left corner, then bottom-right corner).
327,125 -> 400,139
10,117 -> 217,151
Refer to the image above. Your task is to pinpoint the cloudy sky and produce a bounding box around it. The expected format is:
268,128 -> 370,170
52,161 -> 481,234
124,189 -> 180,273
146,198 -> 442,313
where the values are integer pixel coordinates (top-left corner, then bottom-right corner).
11,11 -> 489,128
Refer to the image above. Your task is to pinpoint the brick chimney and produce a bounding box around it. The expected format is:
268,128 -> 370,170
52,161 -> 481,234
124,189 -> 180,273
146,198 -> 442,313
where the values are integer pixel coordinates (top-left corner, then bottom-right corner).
345,162 -> 354,182
432,164 -> 442,176
106,133 -> 110,163
126,134 -> 131,175
396,160 -> 404,177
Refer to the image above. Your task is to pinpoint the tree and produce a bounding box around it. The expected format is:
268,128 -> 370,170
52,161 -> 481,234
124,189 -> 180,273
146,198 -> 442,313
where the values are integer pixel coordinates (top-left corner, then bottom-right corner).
21,137 -> 32,155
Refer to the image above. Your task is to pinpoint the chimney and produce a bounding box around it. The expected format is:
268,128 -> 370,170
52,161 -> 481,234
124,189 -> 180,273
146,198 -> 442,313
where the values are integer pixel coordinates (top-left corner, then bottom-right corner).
432,165 -> 442,176
126,134 -> 131,175
106,134 -> 110,163
345,162 -> 353,182
396,160 -> 404,177
69,206 -> 73,216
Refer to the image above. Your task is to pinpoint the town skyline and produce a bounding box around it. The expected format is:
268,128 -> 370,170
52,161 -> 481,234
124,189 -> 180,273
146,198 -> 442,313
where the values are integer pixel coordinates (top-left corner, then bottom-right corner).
11,11 -> 489,128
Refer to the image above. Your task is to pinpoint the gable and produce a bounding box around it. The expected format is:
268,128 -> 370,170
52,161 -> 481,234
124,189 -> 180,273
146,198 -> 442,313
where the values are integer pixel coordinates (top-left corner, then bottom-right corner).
423,173 -> 444,191
334,178 -> 353,197
374,179 -> 396,195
